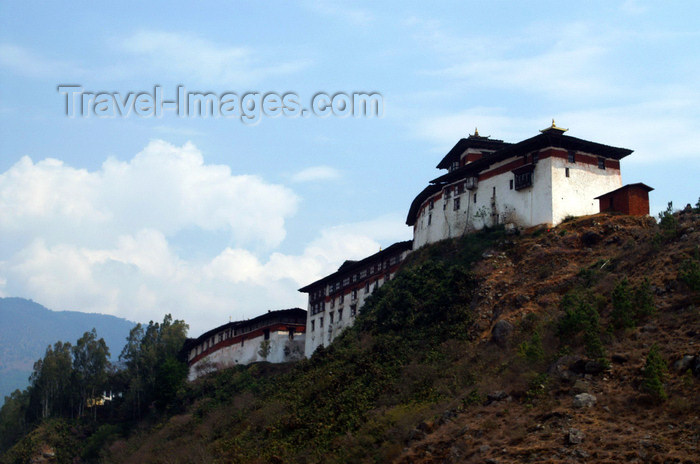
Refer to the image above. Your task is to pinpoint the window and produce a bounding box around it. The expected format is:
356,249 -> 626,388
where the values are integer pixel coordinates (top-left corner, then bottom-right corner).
338,308 -> 343,320
565,167 -> 570,178
329,312 -> 334,324
514,172 -> 533,190
429,199 -> 434,210
319,317 -> 324,328
533,153 -> 539,163
454,197 -> 461,211
342,277 -> 350,286
456,183 -> 464,195
339,293 -> 344,303
568,151 -> 576,163
263,329 -> 270,340
350,304 -> 357,317
510,179 -> 513,190
289,327 -> 295,340
330,298 -> 334,308
492,186 -> 496,197
598,157 -> 605,169
352,289 -> 357,300
428,213 -> 432,225
365,281 -> 370,292
444,187 -> 451,198
311,320 -> 315,331
473,193 -> 477,203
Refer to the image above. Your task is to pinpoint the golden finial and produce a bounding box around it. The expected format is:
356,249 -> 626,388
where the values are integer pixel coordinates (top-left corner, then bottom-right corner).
540,119 -> 568,133
474,127 -> 479,137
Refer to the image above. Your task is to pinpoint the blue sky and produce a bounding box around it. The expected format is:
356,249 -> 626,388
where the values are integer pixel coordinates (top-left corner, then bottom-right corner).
1,0 -> 698,335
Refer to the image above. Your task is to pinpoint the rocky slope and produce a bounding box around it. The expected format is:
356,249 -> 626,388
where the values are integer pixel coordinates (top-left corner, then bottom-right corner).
396,210 -> 700,463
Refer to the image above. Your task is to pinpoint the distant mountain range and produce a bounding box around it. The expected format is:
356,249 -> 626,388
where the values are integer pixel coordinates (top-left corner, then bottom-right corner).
0,297 -> 136,404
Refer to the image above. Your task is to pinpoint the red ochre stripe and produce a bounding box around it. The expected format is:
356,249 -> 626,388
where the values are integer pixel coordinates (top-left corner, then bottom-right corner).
188,322 -> 306,365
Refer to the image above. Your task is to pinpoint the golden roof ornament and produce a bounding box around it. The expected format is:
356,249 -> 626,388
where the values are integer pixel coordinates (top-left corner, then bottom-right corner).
540,119 -> 568,133
474,127 -> 479,137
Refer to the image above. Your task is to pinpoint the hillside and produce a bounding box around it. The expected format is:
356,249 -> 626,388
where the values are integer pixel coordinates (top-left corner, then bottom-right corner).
3,207 -> 699,463
0,298 -> 136,403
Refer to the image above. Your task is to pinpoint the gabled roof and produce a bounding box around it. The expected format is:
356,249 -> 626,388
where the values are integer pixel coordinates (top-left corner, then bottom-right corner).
493,130 -> 633,161
406,184 -> 442,226
436,133 -> 511,170
431,130 -> 633,185
298,240 -> 413,292
594,183 -> 654,199
184,307 -> 307,349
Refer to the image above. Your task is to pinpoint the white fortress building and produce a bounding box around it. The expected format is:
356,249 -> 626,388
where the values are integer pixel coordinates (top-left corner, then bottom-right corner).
184,308 -> 306,381
298,241 -> 412,357
407,122 -> 633,248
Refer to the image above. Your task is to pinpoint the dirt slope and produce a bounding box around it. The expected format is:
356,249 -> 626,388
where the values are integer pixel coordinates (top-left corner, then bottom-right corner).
396,211 -> 700,464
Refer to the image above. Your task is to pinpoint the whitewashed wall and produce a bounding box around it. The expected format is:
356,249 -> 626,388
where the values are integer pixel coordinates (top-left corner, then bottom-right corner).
188,330 -> 305,381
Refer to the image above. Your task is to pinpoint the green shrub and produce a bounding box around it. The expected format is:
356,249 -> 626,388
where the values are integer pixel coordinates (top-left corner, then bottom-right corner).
611,278 -> 634,329
657,202 -> 678,236
641,344 -> 668,401
558,292 -> 607,362
633,278 -> 656,318
610,278 -> 656,330
679,252 -> 700,292
518,329 -> 544,363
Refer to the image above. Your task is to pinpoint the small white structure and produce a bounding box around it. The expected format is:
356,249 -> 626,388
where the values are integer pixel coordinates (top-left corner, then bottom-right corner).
184,308 -> 306,381
407,123 -> 632,248
299,241 -> 412,357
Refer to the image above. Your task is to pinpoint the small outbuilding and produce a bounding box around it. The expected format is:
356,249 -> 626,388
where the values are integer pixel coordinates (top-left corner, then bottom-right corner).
594,183 -> 654,216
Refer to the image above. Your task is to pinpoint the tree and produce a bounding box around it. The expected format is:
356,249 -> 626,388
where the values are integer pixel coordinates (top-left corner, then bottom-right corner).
118,315 -> 189,417
72,329 -> 111,420
28,341 -> 73,420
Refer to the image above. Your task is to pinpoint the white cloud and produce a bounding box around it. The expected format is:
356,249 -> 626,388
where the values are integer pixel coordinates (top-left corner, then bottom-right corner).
0,142 -> 410,335
0,140 -> 298,249
118,31 -> 308,85
290,165 -> 341,183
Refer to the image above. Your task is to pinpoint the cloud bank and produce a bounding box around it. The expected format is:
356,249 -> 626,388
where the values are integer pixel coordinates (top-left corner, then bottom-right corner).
0,141 -> 408,334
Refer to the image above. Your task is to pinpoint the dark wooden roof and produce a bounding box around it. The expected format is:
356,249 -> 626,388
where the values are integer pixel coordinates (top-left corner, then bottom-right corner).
298,240 -> 413,292
436,134 -> 511,169
594,182 -> 654,199
184,307 -> 307,350
406,184 -> 442,226
493,130 -> 633,161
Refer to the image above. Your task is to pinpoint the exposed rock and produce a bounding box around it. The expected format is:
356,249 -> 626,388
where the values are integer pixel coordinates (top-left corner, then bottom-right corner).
673,355 -> 696,372
611,353 -> 628,364
572,379 -> 590,394
487,390 -> 510,403
573,393 -> 597,408
491,320 -> 514,347
692,355 -> 700,377
584,360 -> 607,374
567,428 -> 585,445
549,355 -> 581,381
